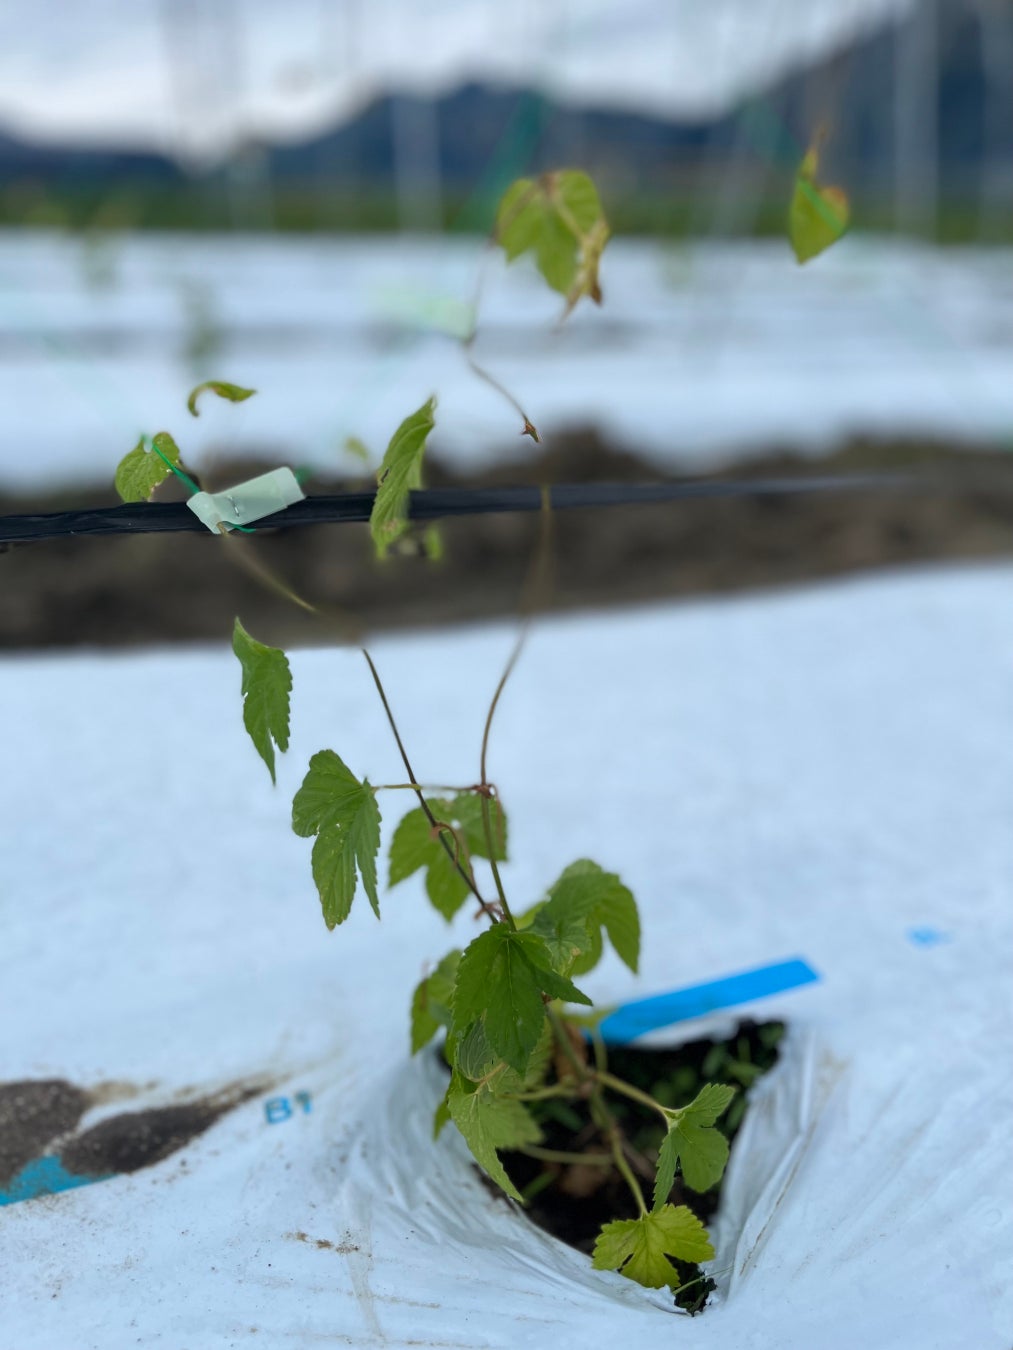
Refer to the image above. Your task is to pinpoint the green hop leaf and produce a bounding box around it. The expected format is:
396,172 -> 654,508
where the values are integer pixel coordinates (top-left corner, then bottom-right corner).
653,1083 -> 737,1205
530,859 -> 640,977
410,950 -> 460,1054
292,750 -> 381,928
495,170 -> 609,319
114,432 -> 183,503
446,1072 -> 541,1203
452,925 -> 591,1074
454,1018 -> 497,1081
187,380 -> 256,417
370,396 -> 436,557
450,1017 -> 552,1098
389,792 -> 506,921
789,136 -> 850,264
231,618 -> 291,785
528,883 -> 598,976
592,1205 -> 714,1289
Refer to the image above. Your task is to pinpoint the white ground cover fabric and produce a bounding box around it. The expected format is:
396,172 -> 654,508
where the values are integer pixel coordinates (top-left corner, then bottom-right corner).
2,564 -> 1011,1348
2,234 -> 1012,493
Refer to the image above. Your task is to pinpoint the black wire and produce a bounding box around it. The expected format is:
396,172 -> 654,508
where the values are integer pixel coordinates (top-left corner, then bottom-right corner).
0,472 -> 950,544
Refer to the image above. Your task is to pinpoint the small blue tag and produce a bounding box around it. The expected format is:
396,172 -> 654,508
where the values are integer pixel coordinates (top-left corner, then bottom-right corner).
597,956 -> 820,1044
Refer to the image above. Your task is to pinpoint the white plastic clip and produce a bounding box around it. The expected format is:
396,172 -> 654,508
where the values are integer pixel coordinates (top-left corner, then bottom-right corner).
187,467 -> 305,534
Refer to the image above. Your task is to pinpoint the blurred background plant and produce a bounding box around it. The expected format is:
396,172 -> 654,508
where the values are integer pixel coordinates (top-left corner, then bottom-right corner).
2,0 -> 1012,648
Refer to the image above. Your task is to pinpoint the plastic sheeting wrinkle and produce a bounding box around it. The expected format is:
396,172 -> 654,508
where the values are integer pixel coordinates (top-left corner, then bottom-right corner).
711,1028 -> 847,1294
341,1205 -> 386,1346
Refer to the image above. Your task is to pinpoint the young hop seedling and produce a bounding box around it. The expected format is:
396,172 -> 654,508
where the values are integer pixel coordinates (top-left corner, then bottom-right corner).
115,172 -> 739,1302
252,602 -> 737,1298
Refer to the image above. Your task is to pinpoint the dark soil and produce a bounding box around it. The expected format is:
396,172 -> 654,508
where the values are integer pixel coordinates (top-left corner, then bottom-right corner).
499,1020 -> 785,1314
3,432 -> 1013,649
0,1079 -> 91,1184
60,1083 -> 264,1178
0,1075 -> 267,1187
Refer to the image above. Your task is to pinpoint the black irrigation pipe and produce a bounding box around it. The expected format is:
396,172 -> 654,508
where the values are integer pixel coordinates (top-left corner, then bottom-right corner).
0,471 -> 982,545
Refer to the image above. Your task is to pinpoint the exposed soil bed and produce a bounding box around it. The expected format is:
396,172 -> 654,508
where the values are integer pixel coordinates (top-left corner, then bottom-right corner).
496,1019 -> 785,1314
3,433 -> 1013,650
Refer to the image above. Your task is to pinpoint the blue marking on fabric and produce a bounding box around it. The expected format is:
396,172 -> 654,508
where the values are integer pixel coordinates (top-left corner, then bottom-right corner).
907,926 -> 951,947
0,1154 -> 115,1207
597,957 -> 820,1044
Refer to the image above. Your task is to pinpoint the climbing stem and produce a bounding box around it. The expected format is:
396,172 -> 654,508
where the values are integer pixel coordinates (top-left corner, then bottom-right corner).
596,1071 -> 672,1124
360,648 -> 499,920
477,487 -> 554,929
590,1092 -> 647,1217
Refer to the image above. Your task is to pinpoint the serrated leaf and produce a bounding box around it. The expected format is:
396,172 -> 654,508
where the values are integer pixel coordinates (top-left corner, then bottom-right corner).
495,170 -> 609,319
389,793 -> 506,921
451,1017 -> 552,1096
592,1205 -> 714,1289
653,1083 -> 736,1205
452,926 -> 590,1073
187,380 -> 256,416
114,433 -> 182,503
537,860 -> 640,977
410,950 -> 461,1054
292,750 -> 364,837
232,618 -> 291,784
455,1019 -> 496,1081
447,1072 -> 541,1203
529,885 -> 598,976
370,396 -> 436,557
311,827 -> 357,927
292,750 -> 381,928
789,140 -> 849,264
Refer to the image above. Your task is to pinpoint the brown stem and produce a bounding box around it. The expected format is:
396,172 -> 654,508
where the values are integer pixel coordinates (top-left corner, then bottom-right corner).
590,1093 -> 647,1217
360,648 -> 499,920
477,487 -> 554,927
461,344 -> 540,441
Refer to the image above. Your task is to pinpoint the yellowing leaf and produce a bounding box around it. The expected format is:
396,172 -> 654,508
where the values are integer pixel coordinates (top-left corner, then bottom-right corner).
114,433 -> 183,503
789,139 -> 850,264
343,435 -> 371,463
187,380 -> 256,417
495,170 -> 609,319
592,1205 -> 714,1289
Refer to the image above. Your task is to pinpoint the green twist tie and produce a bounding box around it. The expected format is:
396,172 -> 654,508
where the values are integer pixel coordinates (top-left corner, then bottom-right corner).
148,438 -> 254,532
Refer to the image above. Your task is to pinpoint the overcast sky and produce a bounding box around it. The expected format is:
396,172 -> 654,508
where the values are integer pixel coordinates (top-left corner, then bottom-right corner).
0,0 -> 912,162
